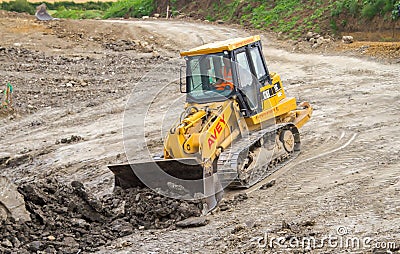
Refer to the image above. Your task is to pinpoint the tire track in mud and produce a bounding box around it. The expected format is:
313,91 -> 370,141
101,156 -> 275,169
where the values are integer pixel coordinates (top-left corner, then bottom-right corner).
244,130 -> 358,195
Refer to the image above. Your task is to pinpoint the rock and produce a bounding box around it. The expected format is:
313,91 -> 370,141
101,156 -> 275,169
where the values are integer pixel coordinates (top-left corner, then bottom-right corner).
47,235 -> 56,241
65,82 -> 73,88
71,218 -> 90,228
5,153 -> 31,169
1,239 -> 13,248
142,16 -> 150,20
231,223 -> 247,234
306,31 -> 314,40
176,216 -> 209,228
58,135 -> 82,144
282,220 -> 290,230
219,203 -> 229,211
71,181 -> 84,189
155,207 -> 171,217
153,13 -> 160,18
11,237 -> 21,248
309,38 -> 315,44
316,36 -> 325,45
79,79 -> 88,87
111,219 -> 133,236
27,241 -> 43,252
44,245 -> 57,253
357,45 -> 370,54
302,220 -> 315,227
233,193 -> 248,202
245,220 -> 255,228
63,237 -> 79,248
0,152 -> 11,165
260,179 -> 276,189
216,20 -> 224,24
342,35 -> 354,44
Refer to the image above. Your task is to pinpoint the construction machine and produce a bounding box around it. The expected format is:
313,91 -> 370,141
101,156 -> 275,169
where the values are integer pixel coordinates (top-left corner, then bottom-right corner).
109,35 -> 312,211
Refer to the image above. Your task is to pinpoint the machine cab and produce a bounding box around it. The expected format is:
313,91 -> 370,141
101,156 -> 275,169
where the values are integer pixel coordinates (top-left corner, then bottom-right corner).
180,35 -> 274,117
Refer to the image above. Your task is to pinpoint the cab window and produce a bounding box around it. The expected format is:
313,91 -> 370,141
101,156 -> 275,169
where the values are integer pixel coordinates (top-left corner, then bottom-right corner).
250,47 -> 266,80
236,52 -> 252,88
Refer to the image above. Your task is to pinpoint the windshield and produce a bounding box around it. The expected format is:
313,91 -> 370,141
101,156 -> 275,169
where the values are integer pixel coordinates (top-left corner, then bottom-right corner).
186,53 -> 234,102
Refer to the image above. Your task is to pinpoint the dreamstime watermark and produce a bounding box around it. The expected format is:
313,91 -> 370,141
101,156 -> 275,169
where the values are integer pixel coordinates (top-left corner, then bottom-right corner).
254,226 -> 397,251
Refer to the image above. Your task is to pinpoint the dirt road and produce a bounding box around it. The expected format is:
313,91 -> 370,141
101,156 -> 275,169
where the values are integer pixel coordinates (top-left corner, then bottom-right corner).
1,15 -> 399,253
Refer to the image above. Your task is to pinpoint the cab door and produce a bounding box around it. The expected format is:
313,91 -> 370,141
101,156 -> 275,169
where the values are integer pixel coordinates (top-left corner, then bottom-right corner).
233,47 -> 263,116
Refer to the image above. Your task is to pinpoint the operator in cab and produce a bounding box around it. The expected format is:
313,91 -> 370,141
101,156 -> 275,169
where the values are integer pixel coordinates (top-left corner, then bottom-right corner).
214,57 -> 234,91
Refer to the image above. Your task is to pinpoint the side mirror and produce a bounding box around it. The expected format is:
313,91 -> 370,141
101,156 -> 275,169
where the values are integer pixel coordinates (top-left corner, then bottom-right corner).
180,65 -> 187,93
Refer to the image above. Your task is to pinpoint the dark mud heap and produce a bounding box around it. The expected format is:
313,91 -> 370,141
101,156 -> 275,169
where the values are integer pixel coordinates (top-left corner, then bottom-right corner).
0,178 -> 202,253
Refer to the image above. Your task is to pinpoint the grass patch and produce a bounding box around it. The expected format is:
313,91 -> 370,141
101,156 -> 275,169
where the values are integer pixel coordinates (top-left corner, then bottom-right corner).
103,0 -> 154,19
0,0 -> 35,14
53,8 -> 103,19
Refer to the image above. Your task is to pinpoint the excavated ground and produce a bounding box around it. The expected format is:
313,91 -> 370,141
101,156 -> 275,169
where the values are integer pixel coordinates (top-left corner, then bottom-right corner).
0,12 -> 399,253
1,178 -> 202,253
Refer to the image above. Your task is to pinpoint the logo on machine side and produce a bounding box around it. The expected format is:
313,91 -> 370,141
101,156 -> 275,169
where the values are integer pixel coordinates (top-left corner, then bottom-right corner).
208,114 -> 226,149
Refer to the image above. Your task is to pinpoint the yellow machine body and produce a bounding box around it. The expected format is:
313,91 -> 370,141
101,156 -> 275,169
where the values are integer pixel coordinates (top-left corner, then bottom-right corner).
108,36 -> 312,211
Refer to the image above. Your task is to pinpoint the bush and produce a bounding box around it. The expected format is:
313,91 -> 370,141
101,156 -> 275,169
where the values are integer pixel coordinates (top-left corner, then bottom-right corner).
361,3 -> 377,19
1,0 -> 35,14
103,0 -> 154,19
361,0 -> 393,19
348,0 -> 361,16
392,1 -> 400,19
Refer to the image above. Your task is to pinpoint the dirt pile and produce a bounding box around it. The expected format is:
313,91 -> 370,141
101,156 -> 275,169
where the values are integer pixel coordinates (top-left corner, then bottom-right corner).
0,178 -> 202,253
335,41 -> 400,62
44,20 -> 157,53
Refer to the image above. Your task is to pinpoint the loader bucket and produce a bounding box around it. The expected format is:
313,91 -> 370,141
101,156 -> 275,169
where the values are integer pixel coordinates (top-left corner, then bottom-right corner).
108,158 -> 205,194
108,158 -> 223,210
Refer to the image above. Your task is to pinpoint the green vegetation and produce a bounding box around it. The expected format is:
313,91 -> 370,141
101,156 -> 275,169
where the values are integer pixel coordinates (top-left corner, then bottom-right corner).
44,1 -> 111,11
204,0 -> 400,39
0,0 -> 111,19
103,0 -> 154,18
50,1 -> 111,19
207,0 -> 328,38
0,0 -> 35,15
391,0 -> 400,19
0,0 -> 399,37
0,0 -> 153,19
53,8 -> 104,19
330,0 -> 398,19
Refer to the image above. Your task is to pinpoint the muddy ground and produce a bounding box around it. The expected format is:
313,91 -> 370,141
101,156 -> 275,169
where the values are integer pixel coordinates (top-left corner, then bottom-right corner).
0,12 -> 399,253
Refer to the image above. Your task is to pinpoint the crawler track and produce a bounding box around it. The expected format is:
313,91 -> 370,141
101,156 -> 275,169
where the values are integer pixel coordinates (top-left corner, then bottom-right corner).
217,123 -> 300,188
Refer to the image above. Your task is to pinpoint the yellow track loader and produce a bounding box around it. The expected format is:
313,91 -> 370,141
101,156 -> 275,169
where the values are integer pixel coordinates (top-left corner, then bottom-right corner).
109,35 -> 312,211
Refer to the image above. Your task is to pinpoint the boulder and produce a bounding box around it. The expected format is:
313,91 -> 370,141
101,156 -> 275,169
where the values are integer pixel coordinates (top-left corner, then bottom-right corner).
342,36 -> 354,44
176,216 -> 209,228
